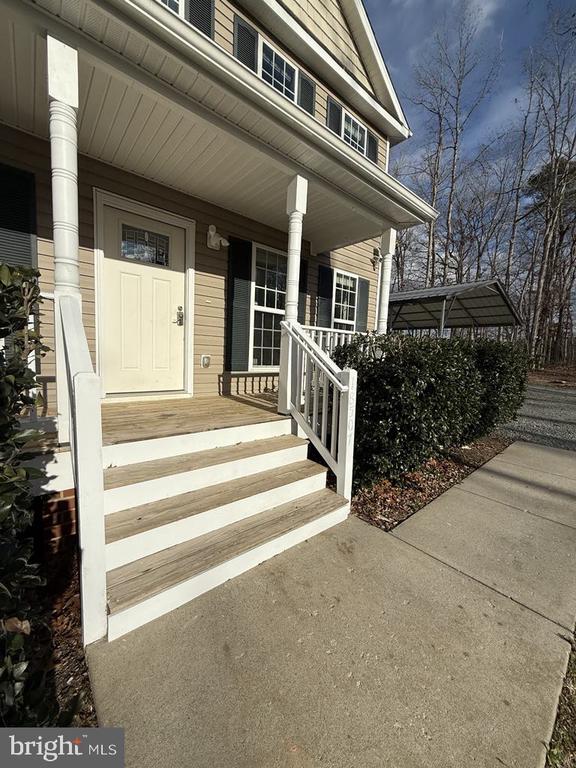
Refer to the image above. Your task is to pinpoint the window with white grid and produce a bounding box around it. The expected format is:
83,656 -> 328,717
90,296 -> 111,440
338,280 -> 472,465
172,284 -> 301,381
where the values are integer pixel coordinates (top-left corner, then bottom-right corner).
343,113 -> 366,154
252,246 -> 287,367
261,43 -> 296,101
332,270 -> 358,330
159,0 -> 179,13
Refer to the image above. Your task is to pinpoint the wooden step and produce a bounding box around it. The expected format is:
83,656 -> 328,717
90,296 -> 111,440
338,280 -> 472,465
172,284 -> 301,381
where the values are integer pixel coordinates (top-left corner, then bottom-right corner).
103,434 -> 309,514
106,488 -> 348,639
104,460 -> 328,570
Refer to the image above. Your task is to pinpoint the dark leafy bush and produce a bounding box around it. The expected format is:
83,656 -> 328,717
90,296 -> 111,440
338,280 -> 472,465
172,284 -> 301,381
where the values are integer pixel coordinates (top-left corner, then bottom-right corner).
467,338 -> 529,440
333,332 -> 528,489
0,264 -> 60,725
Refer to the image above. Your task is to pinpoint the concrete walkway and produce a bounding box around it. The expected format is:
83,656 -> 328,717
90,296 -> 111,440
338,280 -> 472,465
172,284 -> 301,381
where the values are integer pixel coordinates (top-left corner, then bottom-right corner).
88,441 -> 576,768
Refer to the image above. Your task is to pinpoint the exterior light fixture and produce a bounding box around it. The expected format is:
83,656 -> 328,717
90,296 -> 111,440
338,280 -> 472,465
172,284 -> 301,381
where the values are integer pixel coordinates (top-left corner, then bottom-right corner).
207,225 -> 230,250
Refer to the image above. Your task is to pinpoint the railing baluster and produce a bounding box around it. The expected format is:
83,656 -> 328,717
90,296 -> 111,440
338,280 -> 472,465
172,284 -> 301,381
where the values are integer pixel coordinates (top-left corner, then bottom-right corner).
312,363 -> 319,435
330,385 -> 339,458
321,372 -> 329,444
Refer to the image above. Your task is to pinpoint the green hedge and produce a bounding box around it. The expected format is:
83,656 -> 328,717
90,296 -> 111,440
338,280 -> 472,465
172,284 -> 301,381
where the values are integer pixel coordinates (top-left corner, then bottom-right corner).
333,333 -> 528,489
0,264 -> 60,725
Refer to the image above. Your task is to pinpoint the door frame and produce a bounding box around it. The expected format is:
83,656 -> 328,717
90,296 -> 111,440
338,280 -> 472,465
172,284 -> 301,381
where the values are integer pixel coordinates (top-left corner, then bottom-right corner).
93,189 -> 196,398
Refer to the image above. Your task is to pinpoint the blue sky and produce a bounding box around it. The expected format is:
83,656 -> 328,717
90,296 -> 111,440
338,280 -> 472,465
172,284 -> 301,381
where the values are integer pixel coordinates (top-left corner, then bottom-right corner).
364,0 -> 574,157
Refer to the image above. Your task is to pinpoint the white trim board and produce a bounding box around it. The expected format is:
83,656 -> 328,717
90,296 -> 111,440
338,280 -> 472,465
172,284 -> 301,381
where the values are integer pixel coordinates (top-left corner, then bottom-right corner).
93,189 -> 196,399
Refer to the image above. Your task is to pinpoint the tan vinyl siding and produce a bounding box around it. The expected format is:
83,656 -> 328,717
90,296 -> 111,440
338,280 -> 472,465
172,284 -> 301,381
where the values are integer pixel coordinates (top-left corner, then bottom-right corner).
280,0 -> 373,93
215,0 -> 234,54
378,137 -> 389,172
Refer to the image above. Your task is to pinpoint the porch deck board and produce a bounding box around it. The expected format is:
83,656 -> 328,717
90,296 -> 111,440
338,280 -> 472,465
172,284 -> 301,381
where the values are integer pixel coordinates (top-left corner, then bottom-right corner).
101,394 -> 282,445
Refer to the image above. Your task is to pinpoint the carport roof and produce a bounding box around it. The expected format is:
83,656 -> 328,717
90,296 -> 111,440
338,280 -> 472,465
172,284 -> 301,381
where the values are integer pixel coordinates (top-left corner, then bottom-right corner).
388,279 -> 522,330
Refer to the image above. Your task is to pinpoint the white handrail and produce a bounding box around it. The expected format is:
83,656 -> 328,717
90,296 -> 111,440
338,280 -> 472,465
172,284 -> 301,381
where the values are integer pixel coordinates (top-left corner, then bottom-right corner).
59,295 -> 107,646
301,325 -> 361,357
280,320 -> 357,500
283,322 -> 346,391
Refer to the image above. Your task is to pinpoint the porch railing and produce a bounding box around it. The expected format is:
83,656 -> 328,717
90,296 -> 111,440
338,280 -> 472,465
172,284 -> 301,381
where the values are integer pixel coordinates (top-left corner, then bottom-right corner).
280,321 -> 357,500
301,325 -> 360,357
59,295 -> 107,646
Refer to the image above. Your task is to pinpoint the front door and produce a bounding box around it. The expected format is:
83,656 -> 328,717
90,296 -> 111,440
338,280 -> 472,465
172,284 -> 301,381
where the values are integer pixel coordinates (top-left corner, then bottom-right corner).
102,205 -> 187,394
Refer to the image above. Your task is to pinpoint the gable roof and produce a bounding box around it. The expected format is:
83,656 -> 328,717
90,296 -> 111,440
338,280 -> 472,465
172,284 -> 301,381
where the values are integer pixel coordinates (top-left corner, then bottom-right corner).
280,0 -> 375,96
238,0 -> 411,142
339,0 -> 409,135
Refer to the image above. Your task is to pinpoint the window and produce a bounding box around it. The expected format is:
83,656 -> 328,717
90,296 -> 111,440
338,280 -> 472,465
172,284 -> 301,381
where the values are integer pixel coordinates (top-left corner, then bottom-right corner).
121,224 -> 169,267
261,43 -> 296,101
326,98 -> 379,163
252,245 -> 287,367
344,113 -> 366,154
332,270 -> 358,330
156,0 -> 214,38
159,0 -> 179,12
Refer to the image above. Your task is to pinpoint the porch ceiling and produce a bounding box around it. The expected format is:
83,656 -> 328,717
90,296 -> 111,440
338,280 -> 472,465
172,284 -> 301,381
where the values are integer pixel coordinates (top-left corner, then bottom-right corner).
0,0 -> 432,251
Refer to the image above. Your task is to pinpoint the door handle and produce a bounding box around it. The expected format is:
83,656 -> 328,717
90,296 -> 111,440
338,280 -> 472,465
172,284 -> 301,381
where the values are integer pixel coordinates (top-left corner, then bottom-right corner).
175,306 -> 184,326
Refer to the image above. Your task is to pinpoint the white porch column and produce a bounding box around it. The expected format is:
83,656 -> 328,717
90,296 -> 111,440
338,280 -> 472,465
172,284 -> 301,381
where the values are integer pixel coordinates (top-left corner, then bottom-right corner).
279,175 -> 308,415
284,175 -> 308,322
47,36 -> 80,444
376,227 -> 396,334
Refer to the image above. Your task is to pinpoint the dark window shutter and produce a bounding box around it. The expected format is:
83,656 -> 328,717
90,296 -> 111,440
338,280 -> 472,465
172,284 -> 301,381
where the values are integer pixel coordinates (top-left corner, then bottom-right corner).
226,238 -> 252,371
185,0 -> 214,37
367,132 -> 379,163
356,278 -> 370,332
298,74 -> 315,116
234,16 -> 258,72
298,259 -> 308,323
0,164 -> 36,270
327,98 -> 342,135
317,264 -> 333,328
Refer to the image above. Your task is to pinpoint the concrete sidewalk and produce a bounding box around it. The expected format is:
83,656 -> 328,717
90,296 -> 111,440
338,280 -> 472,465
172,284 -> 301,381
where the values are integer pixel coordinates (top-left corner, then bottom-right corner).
88,441 -> 576,768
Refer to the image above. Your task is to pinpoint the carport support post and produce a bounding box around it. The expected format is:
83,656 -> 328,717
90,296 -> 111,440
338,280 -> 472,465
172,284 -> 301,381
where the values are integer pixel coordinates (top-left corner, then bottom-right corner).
279,175 -> 308,415
439,298 -> 446,335
377,228 -> 396,334
47,36 -> 80,445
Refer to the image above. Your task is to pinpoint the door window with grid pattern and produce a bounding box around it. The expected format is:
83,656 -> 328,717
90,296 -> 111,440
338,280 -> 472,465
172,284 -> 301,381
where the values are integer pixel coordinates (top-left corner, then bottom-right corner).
253,246 -> 287,367
333,271 -> 358,330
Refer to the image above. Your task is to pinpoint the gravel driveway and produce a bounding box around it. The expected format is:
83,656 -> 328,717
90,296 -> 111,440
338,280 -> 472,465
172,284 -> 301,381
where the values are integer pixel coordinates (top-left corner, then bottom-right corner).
502,384 -> 576,451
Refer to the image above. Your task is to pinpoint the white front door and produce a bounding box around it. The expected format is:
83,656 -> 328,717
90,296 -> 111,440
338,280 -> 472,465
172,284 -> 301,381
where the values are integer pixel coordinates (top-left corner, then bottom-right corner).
101,205 -> 187,394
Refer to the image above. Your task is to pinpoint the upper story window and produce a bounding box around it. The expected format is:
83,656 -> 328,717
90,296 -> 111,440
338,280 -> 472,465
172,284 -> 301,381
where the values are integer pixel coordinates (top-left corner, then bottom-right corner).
262,43 -> 296,101
234,16 -> 315,117
327,97 -> 379,164
157,0 -> 214,38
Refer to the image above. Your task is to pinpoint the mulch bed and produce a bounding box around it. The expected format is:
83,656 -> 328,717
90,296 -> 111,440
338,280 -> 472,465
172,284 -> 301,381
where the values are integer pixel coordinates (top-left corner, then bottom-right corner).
351,431 -> 514,531
42,551 -> 98,726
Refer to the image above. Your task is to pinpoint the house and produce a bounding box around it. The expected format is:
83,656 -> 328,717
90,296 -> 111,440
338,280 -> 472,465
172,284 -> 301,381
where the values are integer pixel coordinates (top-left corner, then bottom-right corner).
0,0 -> 435,644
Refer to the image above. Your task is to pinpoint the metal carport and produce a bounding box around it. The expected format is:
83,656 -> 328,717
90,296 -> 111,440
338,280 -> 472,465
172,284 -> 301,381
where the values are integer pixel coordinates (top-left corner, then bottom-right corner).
388,279 -> 522,333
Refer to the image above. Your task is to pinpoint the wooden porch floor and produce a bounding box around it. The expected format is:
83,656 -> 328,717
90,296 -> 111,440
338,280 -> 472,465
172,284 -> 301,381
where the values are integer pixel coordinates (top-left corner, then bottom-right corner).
101,394 -> 282,445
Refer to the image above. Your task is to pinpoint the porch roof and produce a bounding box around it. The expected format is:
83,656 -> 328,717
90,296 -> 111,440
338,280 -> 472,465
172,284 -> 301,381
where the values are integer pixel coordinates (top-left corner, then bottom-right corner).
1,0 -> 436,253
388,279 -> 523,330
